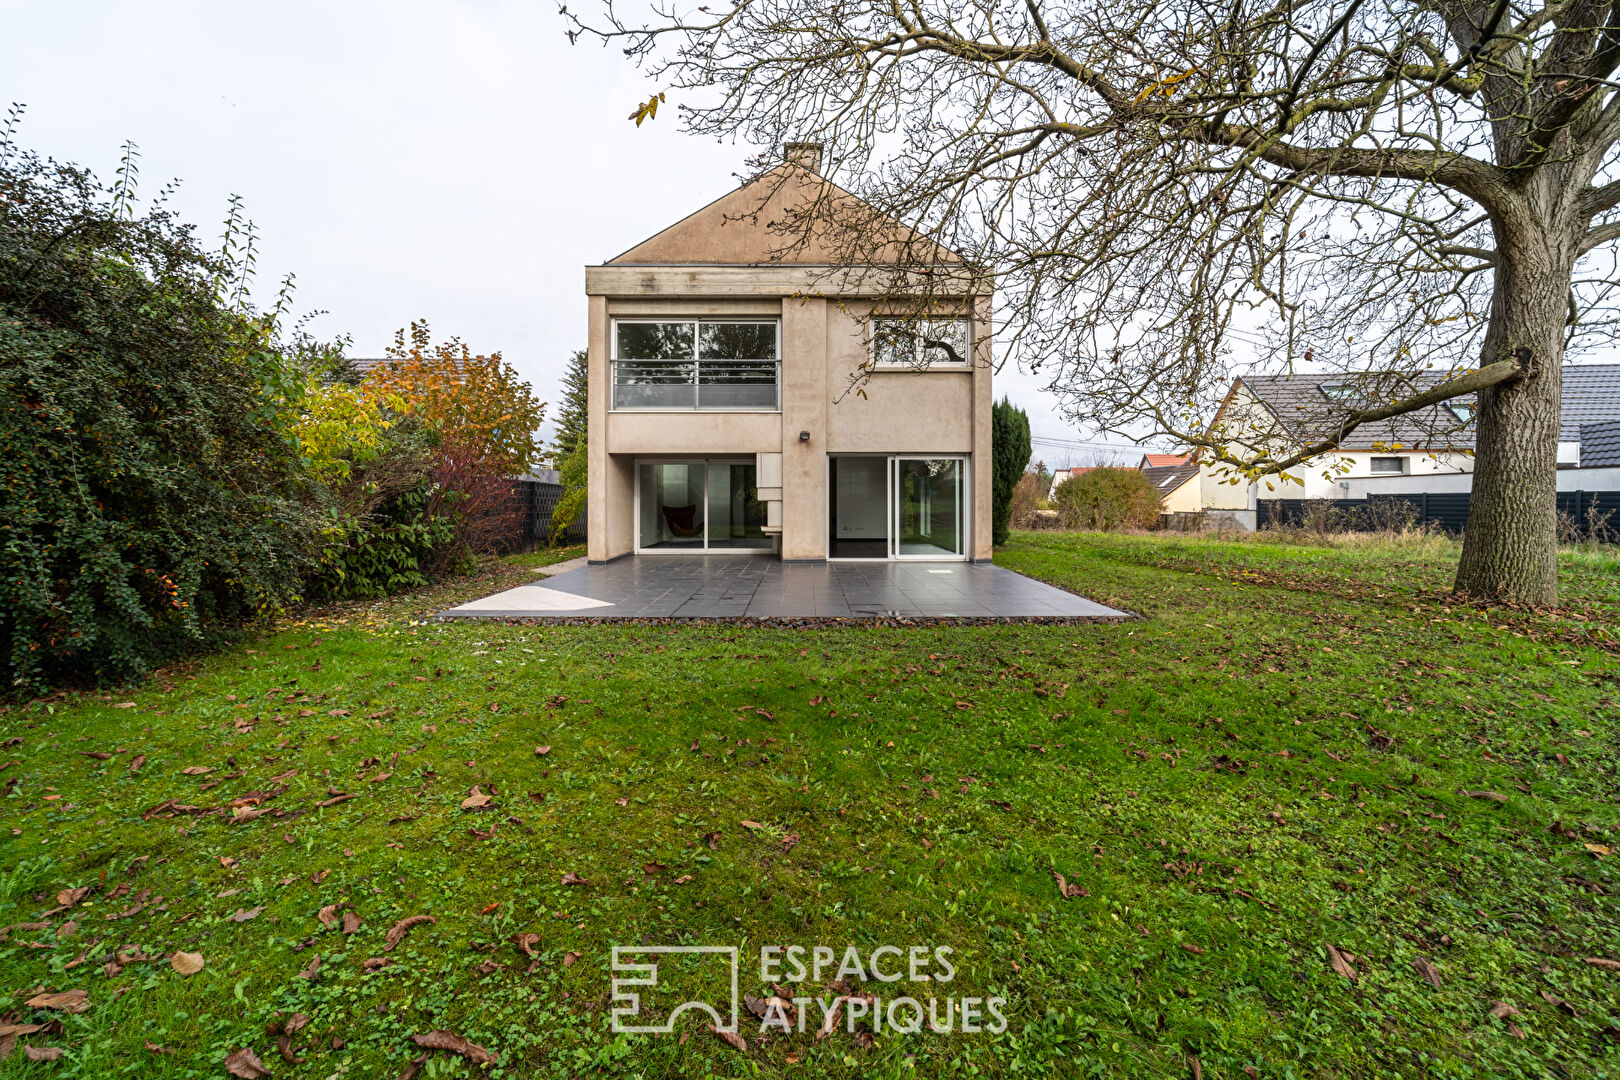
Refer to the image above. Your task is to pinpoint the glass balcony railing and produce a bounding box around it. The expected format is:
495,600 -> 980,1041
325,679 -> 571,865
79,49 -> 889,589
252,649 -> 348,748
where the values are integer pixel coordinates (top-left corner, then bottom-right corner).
611,359 -> 780,410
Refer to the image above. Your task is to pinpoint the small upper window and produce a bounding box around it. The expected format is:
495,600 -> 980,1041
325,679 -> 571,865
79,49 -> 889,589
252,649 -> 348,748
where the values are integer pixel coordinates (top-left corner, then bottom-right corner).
1447,402 -> 1475,423
871,318 -> 971,367
1369,456 -> 1406,475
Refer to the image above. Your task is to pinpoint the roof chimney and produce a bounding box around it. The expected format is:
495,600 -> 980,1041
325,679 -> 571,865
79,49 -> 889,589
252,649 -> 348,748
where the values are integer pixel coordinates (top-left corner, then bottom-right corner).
784,141 -> 824,174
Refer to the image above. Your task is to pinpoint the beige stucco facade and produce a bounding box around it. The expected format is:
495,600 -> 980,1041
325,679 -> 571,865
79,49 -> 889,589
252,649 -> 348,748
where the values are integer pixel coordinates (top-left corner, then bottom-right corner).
584,155 -> 993,563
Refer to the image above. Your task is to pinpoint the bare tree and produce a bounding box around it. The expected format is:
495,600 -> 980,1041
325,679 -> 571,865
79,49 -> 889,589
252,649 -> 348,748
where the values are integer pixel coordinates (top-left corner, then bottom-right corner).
567,0 -> 1620,605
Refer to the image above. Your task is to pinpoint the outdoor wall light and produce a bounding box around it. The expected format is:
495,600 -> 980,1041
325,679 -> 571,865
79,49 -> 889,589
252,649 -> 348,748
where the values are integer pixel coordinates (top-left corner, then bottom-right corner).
799,430 -> 811,442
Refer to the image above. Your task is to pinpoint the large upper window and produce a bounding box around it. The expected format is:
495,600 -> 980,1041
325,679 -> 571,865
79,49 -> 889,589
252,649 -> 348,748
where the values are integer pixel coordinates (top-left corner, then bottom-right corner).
612,319 -> 779,410
870,318 -> 971,368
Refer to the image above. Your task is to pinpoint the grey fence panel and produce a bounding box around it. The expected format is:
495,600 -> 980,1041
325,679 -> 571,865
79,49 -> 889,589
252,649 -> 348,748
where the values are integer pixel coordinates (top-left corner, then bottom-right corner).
511,479 -> 587,550
1259,491 -> 1620,538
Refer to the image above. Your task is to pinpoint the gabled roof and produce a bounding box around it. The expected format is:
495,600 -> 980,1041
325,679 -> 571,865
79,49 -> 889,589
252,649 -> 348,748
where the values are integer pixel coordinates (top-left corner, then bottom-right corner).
606,159 -> 963,267
1563,366 -> 1620,440
1580,420 -> 1620,467
1139,453 -> 1191,469
1238,373 -> 1476,451
1234,364 -> 1620,451
1143,462 -> 1200,494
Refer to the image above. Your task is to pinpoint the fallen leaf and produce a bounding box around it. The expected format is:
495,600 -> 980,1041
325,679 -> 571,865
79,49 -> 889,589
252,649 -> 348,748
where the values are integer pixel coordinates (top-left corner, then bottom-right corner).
342,910 -> 362,934
297,953 -> 321,980
412,1030 -> 497,1065
1188,1053 -> 1202,1080
24,1046 -> 63,1061
385,915 -> 434,952
534,745 -> 551,756
1052,870 -> 1088,898
703,831 -> 722,850
1489,1000 -> 1520,1020
1584,957 -> 1620,971
710,1025 -> 748,1052
513,932 -> 540,958
1541,990 -> 1579,1016
563,950 -> 582,967
0,1025 -> 41,1037
1326,944 -> 1358,982
56,886 -> 90,907
24,989 -> 89,1013
1179,942 -> 1205,954
363,957 -> 393,971
276,1033 -> 305,1064
561,872 -> 590,886
741,820 -> 763,830
224,1046 -> 272,1078
461,786 -> 493,810
181,766 -> 213,775
317,904 -> 338,927
673,874 -> 693,885
170,951 -> 205,975
1463,790 -> 1508,802
1412,956 -> 1441,987
231,906 -> 263,923
144,1040 -> 174,1054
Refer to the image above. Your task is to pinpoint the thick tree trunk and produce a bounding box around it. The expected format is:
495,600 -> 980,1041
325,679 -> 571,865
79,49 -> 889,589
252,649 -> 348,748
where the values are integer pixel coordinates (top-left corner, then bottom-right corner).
1452,235 -> 1569,607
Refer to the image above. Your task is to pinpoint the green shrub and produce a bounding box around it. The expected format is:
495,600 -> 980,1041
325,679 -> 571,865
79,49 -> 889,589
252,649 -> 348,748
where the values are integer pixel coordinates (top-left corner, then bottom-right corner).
1053,467 -> 1162,531
306,486 -> 456,600
990,397 -> 1032,546
0,130 -> 316,691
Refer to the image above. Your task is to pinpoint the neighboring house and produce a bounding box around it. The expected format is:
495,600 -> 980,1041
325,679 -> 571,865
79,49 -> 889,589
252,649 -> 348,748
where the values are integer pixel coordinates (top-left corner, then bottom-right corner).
1136,453 -> 1191,470
1143,461 -> 1202,514
583,144 -> 993,563
1047,466 -> 1095,501
1199,365 -> 1620,526
1565,366 -> 1620,464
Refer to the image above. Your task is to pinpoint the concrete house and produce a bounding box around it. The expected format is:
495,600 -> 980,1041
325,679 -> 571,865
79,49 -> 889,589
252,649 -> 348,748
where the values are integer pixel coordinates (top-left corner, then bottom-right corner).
584,145 -> 993,564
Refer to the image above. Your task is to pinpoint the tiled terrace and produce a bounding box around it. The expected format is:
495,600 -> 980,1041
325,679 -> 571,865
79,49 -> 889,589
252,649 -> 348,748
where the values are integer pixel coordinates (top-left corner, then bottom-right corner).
438,556 -> 1127,621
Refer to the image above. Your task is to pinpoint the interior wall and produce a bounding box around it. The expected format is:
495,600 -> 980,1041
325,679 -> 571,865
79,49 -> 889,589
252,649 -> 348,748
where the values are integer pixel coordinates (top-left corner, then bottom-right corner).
833,457 -> 888,540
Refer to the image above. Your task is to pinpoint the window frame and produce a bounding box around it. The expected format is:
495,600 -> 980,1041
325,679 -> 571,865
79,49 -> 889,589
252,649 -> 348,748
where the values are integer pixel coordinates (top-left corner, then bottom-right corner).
610,318 -> 782,412
868,316 -> 974,370
1368,455 -> 1408,475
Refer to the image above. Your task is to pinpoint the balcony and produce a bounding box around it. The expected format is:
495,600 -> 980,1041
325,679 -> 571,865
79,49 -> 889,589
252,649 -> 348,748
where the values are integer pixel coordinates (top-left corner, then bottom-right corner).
611,359 -> 780,410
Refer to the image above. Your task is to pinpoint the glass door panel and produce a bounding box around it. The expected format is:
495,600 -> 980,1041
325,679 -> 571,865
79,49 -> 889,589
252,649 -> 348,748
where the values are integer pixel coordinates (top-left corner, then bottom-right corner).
894,458 -> 963,557
637,462 -> 707,549
829,456 -> 890,558
706,462 -> 771,549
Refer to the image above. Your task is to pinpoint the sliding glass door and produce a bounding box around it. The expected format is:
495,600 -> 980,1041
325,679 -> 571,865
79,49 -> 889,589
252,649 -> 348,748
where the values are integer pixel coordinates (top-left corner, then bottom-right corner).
829,455 -> 966,560
637,460 -> 771,552
894,458 -> 964,558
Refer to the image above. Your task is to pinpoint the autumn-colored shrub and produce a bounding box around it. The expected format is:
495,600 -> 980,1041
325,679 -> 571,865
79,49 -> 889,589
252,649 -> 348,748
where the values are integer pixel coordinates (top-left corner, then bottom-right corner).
1053,468 -> 1162,531
1009,471 -> 1046,529
362,321 -> 546,564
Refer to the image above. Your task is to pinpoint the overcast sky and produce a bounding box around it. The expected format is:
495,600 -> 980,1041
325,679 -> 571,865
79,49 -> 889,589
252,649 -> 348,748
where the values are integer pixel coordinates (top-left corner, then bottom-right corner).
3,0 -> 1155,466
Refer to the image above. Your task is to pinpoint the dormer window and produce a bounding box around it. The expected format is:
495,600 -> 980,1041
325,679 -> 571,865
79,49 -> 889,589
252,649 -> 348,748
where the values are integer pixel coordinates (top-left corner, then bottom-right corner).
1447,402 -> 1476,423
1319,383 -> 1363,405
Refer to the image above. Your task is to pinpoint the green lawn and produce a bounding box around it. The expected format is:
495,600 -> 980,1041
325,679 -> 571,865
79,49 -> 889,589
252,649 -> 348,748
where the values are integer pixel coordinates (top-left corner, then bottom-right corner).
2,533 -> 1616,1078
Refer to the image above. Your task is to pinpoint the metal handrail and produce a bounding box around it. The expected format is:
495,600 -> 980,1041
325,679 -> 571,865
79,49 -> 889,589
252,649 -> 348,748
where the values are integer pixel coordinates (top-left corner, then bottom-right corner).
612,359 -> 780,409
